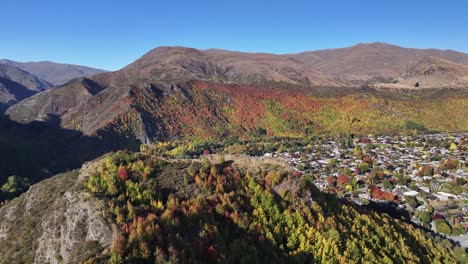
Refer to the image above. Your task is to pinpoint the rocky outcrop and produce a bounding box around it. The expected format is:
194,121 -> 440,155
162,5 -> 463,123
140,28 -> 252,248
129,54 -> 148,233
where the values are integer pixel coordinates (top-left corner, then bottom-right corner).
0,158 -> 113,263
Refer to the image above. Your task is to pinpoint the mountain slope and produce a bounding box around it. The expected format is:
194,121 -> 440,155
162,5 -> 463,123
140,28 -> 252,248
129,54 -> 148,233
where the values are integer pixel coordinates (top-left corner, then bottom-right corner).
288,42 -> 468,83
0,64 -> 52,111
373,56 -> 468,89
0,59 -> 107,86
0,152 -> 461,263
402,56 -> 468,88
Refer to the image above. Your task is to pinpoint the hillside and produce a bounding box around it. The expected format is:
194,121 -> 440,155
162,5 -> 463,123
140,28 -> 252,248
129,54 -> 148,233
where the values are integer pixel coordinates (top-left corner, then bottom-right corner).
0,59 -> 107,86
288,42 -> 468,84
0,151 -> 462,263
7,79 -> 468,146
398,56 -> 468,88
0,64 -> 52,111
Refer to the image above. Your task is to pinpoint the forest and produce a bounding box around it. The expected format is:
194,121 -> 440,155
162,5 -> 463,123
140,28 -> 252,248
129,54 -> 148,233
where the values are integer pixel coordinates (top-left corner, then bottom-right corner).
81,150 -> 464,263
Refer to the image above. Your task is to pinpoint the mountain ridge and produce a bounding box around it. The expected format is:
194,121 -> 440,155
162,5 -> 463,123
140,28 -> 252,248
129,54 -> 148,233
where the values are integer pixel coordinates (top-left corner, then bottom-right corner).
0,59 -> 108,86
0,64 -> 52,111
287,42 -> 468,83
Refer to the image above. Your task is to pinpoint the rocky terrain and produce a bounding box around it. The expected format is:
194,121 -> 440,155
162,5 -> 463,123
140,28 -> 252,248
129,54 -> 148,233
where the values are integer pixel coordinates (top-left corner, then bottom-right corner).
0,158 -> 112,264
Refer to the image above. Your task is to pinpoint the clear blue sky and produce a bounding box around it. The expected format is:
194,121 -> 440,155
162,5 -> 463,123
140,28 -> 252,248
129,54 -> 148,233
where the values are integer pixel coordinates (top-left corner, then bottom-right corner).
2,0 -> 467,70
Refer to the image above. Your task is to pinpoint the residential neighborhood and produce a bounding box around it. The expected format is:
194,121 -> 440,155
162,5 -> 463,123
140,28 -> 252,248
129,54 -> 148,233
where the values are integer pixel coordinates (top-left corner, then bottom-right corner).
267,133 -> 467,243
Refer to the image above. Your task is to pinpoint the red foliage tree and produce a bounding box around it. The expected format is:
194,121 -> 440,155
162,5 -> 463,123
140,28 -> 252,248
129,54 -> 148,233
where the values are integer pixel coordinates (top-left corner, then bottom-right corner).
337,174 -> 350,185
372,187 -> 397,202
118,166 -> 129,180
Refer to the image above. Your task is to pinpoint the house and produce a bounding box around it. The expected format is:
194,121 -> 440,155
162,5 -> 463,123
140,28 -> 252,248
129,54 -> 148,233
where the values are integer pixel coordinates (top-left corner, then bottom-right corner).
403,190 -> 419,197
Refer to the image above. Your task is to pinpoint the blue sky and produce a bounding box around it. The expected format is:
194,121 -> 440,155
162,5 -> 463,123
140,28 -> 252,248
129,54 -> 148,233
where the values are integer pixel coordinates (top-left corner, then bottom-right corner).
2,0 -> 467,70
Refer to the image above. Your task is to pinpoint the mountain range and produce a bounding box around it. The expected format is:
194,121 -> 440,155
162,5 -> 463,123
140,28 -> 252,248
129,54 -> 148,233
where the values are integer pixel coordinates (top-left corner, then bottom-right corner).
0,59 -> 106,111
0,64 -> 52,111
4,43 -> 467,146
0,59 -> 107,86
3,42 -> 468,115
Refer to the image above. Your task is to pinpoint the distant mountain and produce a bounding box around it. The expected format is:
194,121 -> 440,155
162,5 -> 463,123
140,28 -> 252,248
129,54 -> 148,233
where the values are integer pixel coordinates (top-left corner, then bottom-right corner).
288,42 -> 468,84
0,64 -> 52,111
375,56 -> 468,89
403,56 -> 468,87
0,59 -> 107,86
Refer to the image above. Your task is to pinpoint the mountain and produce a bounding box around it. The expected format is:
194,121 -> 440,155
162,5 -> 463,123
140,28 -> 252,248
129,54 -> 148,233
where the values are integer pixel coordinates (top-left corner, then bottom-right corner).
6,46 -> 468,148
402,56 -> 468,88
373,56 -> 468,89
0,151 -> 461,263
288,42 -> 468,84
0,64 -> 52,111
4,46 -> 348,138
119,46 -> 346,86
0,59 -> 107,86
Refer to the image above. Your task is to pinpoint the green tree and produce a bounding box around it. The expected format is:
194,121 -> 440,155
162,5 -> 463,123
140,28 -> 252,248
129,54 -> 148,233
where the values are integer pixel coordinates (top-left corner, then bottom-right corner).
357,162 -> 370,173
405,195 -> 419,208
435,219 -> 452,235
419,211 -> 432,227
1,175 -> 30,198
383,178 -> 392,189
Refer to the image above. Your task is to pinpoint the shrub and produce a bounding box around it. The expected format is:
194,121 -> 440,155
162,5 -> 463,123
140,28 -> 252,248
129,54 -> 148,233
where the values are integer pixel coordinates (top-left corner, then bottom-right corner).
443,159 -> 459,170
357,162 -> 370,173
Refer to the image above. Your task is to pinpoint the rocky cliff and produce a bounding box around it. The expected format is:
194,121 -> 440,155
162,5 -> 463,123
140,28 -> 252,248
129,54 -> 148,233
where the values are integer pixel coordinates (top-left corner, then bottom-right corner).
0,159 -> 113,263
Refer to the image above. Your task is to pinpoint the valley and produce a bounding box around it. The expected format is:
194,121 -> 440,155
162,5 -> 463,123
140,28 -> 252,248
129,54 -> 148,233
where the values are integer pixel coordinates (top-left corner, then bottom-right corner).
0,42 -> 467,263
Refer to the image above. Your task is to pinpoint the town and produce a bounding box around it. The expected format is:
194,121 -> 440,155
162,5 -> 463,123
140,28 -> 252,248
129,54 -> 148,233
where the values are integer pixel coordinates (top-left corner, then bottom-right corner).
266,133 -> 467,245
